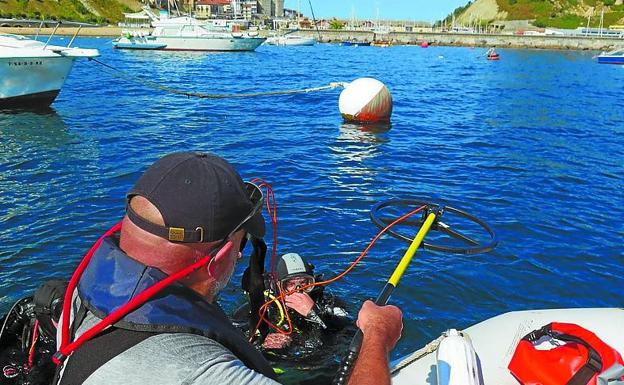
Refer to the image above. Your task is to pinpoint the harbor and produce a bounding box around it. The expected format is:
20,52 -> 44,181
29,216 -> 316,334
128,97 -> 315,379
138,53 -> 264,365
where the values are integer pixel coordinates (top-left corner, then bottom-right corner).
1,26 -> 623,50
2,34 -> 624,383
1,1 -> 624,384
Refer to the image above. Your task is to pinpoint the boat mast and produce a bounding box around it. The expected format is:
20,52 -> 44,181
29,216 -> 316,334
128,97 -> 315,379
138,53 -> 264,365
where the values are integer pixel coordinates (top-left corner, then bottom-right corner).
308,0 -> 321,40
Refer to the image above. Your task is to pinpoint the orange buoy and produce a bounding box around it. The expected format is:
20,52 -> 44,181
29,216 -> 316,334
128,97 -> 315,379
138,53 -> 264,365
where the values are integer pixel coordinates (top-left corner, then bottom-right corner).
338,78 -> 393,123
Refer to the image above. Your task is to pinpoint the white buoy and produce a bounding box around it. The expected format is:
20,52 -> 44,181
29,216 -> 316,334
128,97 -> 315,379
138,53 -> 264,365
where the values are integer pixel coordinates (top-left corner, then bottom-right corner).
338,78 -> 393,123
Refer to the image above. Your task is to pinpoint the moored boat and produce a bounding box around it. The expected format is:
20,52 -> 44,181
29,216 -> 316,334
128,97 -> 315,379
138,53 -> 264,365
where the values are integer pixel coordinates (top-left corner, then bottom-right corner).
0,34 -> 99,109
113,8 -> 265,52
486,48 -> 500,60
371,40 -> 392,48
264,34 -> 316,46
340,41 -> 371,47
596,48 -> 624,64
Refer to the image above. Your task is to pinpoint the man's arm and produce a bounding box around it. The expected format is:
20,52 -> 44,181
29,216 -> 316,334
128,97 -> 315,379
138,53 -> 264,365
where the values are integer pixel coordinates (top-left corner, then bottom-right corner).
347,300 -> 403,385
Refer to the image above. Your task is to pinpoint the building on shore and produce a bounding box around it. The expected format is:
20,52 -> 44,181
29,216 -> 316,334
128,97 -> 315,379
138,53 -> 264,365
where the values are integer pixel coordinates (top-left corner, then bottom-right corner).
257,0 -> 284,18
194,0 -> 231,18
189,0 -> 283,20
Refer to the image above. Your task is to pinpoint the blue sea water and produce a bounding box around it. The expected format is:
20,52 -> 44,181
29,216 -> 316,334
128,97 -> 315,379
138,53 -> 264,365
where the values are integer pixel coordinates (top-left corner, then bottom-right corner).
1,38 -> 623,382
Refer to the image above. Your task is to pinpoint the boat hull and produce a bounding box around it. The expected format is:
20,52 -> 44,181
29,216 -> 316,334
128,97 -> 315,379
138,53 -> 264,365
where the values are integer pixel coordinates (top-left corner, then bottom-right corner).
114,35 -> 265,51
391,308 -> 624,384
597,56 -> 624,64
341,41 -> 371,47
265,37 -> 316,46
0,56 -> 74,107
0,90 -> 60,109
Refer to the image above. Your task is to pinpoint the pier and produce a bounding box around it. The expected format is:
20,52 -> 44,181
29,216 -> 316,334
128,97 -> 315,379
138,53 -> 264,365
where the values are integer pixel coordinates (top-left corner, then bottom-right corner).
299,29 -> 624,51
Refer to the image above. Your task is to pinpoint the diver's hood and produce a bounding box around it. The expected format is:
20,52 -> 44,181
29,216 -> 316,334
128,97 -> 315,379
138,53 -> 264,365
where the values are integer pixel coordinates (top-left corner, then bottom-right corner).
276,252 -> 314,281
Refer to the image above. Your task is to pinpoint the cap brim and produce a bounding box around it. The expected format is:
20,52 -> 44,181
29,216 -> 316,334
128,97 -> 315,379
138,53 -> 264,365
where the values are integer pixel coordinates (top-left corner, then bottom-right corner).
244,211 -> 265,238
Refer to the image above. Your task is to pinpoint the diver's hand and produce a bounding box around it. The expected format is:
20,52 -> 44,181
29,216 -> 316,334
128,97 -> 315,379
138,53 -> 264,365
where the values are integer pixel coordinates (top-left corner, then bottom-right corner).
285,292 -> 315,316
262,333 -> 292,349
356,300 -> 403,353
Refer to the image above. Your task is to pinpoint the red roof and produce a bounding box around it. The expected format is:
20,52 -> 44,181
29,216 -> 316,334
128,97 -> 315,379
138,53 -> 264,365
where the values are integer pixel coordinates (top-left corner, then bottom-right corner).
196,0 -> 230,5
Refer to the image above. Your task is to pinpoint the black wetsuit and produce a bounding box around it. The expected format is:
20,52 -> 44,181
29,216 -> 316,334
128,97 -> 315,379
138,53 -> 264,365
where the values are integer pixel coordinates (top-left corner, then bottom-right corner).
232,285 -> 354,362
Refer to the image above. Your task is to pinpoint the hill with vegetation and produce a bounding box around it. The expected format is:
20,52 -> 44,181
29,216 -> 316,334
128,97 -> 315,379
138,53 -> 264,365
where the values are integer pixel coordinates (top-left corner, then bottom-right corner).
446,0 -> 624,29
0,0 -> 143,24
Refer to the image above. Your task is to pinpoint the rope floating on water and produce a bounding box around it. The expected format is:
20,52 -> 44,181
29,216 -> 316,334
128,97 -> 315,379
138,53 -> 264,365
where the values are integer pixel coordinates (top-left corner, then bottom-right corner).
89,58 -> 346,99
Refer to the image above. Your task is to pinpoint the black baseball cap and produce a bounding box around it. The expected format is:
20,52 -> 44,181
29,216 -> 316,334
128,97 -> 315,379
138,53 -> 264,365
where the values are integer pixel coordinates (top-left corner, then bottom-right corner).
126,152 -> 265,243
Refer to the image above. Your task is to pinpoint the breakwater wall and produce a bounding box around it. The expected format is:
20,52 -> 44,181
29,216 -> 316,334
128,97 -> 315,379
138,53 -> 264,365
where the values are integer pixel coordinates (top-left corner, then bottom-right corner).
2,26 -> 623,50
299,29 -> 624,51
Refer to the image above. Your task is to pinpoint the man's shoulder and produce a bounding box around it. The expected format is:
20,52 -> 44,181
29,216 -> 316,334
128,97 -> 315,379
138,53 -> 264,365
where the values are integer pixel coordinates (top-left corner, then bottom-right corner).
83,333 -> 280,385
132,332 -> 234,362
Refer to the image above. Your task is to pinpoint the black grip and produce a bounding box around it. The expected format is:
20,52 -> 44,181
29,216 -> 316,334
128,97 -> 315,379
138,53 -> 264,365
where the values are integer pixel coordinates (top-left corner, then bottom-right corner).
333,283 -> 396,385
333,330 -> 362,385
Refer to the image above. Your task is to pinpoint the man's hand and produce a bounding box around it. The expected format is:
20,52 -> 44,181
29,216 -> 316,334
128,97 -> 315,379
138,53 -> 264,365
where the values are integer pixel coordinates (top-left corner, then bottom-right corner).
285,292 -> 315,317
262,333 -> 292,349
346,300 -> 404,385
356,300 -> 403,353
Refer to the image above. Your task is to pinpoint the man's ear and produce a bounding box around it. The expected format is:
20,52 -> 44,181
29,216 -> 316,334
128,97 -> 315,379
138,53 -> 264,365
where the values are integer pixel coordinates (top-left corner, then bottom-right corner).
207,248 -> 230,278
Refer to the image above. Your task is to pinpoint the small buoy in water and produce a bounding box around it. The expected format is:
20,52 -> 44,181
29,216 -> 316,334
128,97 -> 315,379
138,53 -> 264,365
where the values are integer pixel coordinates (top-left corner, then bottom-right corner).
421,41 -> 429,48
339,78 -> 393,123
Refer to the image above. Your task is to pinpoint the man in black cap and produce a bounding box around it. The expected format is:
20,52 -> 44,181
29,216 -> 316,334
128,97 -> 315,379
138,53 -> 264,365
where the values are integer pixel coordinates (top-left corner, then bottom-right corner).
53,152 -> 402,385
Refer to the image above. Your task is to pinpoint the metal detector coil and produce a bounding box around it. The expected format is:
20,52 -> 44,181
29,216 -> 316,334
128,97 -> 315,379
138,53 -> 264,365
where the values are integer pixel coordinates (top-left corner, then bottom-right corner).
370,199 -> 498,255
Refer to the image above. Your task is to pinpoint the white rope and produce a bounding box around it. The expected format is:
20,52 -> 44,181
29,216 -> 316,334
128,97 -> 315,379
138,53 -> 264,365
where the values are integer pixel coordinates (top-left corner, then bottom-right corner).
390,335 -> 445,374
90,58 -> 347,99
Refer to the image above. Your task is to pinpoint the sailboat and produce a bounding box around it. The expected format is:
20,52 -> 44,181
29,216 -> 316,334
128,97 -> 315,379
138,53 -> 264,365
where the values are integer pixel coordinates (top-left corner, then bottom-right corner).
265,0 -> 316,46
341,6 -> 371,46
371,7 -> 392,47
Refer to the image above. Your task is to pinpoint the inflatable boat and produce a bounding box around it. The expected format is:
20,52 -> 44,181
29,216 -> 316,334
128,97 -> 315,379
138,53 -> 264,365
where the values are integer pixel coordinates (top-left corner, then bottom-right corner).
391,307 -> 624,384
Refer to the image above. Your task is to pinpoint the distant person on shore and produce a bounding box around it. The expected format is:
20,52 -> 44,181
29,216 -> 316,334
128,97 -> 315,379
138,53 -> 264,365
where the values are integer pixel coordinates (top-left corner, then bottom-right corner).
52,151 -> 403,385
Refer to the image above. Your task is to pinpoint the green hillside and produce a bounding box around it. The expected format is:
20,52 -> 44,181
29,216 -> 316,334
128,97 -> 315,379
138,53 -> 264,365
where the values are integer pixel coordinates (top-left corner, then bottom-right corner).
447,0 -> 624,29
0,0 -> 143,24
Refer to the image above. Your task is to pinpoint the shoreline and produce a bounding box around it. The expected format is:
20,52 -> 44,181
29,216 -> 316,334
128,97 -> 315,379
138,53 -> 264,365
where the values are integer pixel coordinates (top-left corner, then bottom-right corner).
0,26 -> 129,37
2,26 -> 623,50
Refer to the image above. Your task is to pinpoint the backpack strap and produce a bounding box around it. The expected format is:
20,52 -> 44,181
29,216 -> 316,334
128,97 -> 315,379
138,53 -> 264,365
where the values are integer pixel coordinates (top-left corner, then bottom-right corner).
58,327 -> 155,385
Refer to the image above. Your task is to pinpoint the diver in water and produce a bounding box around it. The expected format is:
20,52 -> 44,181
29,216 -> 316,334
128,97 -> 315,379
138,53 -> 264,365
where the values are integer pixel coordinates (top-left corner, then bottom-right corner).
235,252 -> 352,360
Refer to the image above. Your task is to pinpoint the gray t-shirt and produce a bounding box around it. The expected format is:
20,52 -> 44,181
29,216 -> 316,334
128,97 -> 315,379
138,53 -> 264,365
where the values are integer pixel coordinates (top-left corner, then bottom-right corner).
57,310 -> 281,385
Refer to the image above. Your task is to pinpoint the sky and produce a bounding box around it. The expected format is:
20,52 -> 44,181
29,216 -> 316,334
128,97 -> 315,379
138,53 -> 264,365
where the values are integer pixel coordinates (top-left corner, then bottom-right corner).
284,0 -> 470,23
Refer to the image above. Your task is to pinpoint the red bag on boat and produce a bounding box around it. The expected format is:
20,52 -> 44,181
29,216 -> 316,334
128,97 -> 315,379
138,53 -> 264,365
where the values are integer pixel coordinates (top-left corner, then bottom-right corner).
508,322 -> 624,385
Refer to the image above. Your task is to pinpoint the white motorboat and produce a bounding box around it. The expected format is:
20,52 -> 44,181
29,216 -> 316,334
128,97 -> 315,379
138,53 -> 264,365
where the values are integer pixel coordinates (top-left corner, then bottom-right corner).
113,9 -> 265,52
264,34 -> 316,46
391,308 -> 624,384
0,34 -> 99,109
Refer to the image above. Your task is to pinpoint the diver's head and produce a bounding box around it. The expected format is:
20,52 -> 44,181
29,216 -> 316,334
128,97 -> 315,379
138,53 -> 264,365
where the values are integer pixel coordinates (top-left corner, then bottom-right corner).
277,253 -> 315,293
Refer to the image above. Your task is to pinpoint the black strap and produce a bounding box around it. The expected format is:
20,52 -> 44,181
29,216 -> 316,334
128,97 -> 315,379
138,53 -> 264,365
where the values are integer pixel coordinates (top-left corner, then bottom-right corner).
126,204 -> 206,243
70,303 -> 88,342
244,237 -> 269,340
557,334 -> 602,385
58,327 -> 155,385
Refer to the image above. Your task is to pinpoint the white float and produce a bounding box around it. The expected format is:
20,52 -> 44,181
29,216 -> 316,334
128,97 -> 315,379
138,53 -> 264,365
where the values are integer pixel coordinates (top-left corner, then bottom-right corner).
338,78 -> 393,123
